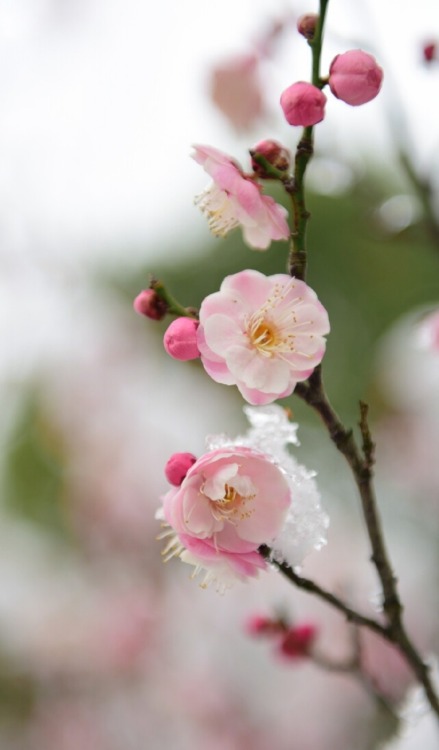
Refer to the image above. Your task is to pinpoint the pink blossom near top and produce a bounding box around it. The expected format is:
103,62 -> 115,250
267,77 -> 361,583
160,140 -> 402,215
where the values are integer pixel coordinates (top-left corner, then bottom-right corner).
196,269 -> 330,405
280,82 -> 327,127
210,54 -> 265,131
158,446 -> 291,589
329,50 -> 383,106
192,145 -> 290,250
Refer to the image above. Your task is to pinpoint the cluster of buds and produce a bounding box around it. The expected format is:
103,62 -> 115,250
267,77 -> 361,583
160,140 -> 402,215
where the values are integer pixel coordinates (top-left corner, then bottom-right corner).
280,15 -> 383,128
246,613 -> 318,661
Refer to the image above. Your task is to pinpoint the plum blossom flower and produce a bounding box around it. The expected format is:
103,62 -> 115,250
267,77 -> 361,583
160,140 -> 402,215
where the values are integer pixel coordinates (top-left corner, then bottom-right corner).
159,446 -> 290,590
196,269 -> 330,405
192,145 -> 289,250
157,405 -> 328,590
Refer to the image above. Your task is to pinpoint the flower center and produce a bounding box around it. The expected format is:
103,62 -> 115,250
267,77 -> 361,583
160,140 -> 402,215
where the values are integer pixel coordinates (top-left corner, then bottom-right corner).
194,184 -> 239,237
208,481 -> 255,523
217,483 -> 237,505
249,319 -> 279,355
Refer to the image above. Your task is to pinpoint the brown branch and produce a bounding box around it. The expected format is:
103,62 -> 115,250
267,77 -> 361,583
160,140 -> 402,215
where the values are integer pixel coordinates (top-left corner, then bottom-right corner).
293,366 -> 439,719
259,544 -> 388,639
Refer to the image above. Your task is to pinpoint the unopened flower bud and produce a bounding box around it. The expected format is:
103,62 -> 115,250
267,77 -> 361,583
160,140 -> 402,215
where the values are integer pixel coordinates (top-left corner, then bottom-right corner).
165,452 -> 197,486
279,623 -> 317,659
163,317 -> 200,361
297,13 -> 319,41
133,289 -> 168,321
329,49 -> 383,106
251,139 -> 291,177
245,615 -> 287,637
423,41 -> 437,63
280,81 -> 326,127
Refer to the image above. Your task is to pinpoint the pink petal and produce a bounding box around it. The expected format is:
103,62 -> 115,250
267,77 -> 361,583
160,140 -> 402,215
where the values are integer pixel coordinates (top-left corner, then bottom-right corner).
203,463 -> 239,500
182,487 -> 220,537
202,314 -> 247,357
220,269 -> 277,308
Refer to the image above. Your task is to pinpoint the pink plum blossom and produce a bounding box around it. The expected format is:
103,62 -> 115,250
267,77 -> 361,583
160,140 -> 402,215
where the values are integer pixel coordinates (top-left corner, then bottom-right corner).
163,317 -> 200,361
196,269 -> 330,405
280,82 -> 327,126
192,145 -> 289,250
329,50 -> 383,106
159,446 -> 291,589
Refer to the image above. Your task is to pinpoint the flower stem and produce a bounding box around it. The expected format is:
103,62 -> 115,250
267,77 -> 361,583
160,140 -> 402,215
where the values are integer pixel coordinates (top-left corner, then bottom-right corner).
259,544 -> 388,638
150,277 -> 198,319
288,0 -> 329,281
293,366 -> 439,719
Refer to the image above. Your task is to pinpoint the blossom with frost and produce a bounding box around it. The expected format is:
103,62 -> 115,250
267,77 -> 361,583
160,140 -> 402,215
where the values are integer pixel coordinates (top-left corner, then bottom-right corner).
329,50 -> 383,106
192,145 -> 289,250
381,658 -> 439,749
280,82 -> 327,126
157,405 -> 328,590
196,269 -> 330,405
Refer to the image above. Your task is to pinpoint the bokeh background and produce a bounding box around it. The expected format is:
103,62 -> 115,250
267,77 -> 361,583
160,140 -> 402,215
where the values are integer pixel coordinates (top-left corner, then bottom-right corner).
1,1 -> 439,748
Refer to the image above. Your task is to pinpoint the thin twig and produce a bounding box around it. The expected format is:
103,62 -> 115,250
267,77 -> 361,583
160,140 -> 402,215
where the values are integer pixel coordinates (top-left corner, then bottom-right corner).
258,544 -> 388,639
293,366 -> 439,718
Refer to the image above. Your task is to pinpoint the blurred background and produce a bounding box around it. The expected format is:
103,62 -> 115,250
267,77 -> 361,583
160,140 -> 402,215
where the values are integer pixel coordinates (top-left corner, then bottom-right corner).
1,0 -> 439,748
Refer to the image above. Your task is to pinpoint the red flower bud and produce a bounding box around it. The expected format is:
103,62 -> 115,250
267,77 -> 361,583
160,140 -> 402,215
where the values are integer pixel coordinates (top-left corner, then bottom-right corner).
163,317 -> 200,361
133,289 -> 169,321
251,139 -> 290,177
280,82 -> 326,127
165,452 -> 197,486
297,13 -> 319,41
279,623 -> 317,659
423,41 -> 437,63
329,50 -> 383,106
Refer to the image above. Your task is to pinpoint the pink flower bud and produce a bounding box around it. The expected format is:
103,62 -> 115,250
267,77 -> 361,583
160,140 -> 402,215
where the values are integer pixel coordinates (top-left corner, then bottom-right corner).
278,623 -> 317,659
423,41 -> 437,63
280,82 -> 326,127
163,317 -> 200,361
165,452 -> 197,486
245,615 -> 287,637
250,139 -> 290,177
133,289 -> 168,320
329,49 -> 383,106
297,13 -> 319,41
